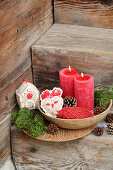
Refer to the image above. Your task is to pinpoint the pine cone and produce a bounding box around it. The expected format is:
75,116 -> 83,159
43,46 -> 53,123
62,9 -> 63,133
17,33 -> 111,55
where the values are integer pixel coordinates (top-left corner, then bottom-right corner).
63,96 -> 77,107
47,123 -> 59,135
105,113 -> 113,123
94,106 -> 105,115
106,124 -> 113,135
93,127 -> 103,136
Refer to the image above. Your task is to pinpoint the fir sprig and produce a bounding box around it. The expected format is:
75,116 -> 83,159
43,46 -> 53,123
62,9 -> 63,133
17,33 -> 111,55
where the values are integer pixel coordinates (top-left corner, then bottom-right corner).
107,86 -> 113,98
94,85 -> 113,107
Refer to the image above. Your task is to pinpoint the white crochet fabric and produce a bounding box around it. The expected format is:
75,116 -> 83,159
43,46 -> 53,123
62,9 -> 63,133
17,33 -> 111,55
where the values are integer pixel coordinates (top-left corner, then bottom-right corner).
40,88 -> 63,117
16,82 -> 39,110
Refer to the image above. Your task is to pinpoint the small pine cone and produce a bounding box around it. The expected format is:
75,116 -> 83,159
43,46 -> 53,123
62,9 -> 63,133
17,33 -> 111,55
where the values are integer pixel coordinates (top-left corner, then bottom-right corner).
47,123 -> 59,135
106,124 -> 113,135
94,106 -> 105,115
93,127 -> 104,136
105,113 -> 113,123
63,96 -> 77,107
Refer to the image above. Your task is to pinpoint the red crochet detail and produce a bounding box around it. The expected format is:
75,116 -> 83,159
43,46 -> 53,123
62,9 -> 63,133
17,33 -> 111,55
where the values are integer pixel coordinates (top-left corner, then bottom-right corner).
22,79 -> 30,83
57,107 -> 95,119
27,93 -> 33,99
41,88 -> 62,100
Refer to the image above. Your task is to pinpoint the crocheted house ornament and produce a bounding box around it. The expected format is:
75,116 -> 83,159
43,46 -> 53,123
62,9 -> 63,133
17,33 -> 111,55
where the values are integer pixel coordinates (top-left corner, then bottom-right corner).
16,79 -> 40,110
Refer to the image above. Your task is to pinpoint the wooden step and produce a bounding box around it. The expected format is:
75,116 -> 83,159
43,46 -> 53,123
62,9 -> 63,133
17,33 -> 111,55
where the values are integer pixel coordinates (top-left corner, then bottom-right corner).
11,108 -> 113,170
32,23 -> 113,91
54,0 -> 113,29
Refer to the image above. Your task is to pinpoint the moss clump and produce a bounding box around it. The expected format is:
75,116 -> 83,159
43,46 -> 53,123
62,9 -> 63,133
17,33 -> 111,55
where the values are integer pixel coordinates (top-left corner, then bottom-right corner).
19,107 -> 36,120
94,86 -> 113,107
11,107 -> 47,137
11,110 -> 19,124
28,114 -> 47,137
15,114 -> 32,130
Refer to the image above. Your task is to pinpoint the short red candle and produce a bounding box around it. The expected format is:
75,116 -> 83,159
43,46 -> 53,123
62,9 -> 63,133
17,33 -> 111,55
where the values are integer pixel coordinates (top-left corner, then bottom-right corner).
59,67 -> 78,98
74,74 -> 94,111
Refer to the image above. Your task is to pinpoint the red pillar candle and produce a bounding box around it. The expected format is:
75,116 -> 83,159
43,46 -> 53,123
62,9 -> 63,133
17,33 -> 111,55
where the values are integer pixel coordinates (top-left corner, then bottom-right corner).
59,66 -> 78,98
74,73 -> 94,111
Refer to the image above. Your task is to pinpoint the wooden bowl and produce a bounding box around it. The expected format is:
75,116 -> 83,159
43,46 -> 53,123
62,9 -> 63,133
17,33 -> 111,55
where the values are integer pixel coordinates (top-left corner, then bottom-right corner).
39,100 -> 112,129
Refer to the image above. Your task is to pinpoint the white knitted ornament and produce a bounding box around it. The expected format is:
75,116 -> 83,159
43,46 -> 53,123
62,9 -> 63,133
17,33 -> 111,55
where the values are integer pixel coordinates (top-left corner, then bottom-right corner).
16,79 -> 39,110
40,88 -> 63,117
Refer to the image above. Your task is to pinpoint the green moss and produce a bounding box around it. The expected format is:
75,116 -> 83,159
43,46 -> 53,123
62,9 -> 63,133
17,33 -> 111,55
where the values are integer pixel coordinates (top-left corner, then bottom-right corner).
19,107 -> 36,119
34,114 -> 45,124
11,107 -> 36,127
28,114 -> 47,137
11,111 -> 19,124
15,114 -> 32,130
11,107 -> 47,137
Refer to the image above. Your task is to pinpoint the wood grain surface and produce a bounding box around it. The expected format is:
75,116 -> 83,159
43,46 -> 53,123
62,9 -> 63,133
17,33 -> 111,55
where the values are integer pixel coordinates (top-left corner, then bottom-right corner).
11,117 -> 113,170
0,0 -> 53,168
0,0 -> 53,118
24,124 -> 96,142
54,0 -> 113,28
32,23 -> 113,91
0,115 -> 11,169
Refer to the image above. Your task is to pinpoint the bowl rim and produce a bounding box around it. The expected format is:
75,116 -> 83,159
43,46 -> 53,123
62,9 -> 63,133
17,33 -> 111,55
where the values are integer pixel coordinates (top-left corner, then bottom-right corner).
39,99 -> 112,121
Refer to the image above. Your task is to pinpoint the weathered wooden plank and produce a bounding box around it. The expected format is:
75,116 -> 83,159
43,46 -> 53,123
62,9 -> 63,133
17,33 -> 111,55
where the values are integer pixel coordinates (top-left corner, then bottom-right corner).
32,23 -> 113,91
0,0 -> 52,32
0,0 -> 53,88
0,67 -> 32,167
54,0 -> 113,28
0,101 -> 8,115
0,56 -> 31,90
0,115 -> 11,169
0,111 -> 9,122
11,120 -> 113,170
0,0 -> 53,168
0,67 -> 32,109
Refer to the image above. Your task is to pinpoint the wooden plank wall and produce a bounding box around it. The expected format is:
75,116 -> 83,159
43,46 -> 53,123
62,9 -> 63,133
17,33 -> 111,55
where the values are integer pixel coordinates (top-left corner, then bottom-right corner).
0,0 -> 53,168
54,0 -> 113,28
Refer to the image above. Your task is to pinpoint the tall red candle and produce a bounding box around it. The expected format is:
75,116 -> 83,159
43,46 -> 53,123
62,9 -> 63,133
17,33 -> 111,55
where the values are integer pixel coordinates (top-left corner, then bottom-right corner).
74,74 -> 94,111
59,67 -> 78,98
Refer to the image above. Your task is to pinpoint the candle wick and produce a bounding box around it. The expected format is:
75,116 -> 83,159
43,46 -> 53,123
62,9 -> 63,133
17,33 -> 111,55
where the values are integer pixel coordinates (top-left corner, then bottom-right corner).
68,70 -> 71,74
82,77 -> 84,80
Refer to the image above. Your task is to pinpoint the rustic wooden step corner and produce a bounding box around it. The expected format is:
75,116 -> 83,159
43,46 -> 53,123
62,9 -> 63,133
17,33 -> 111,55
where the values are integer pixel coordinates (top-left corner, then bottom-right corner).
32,23 -> 113,91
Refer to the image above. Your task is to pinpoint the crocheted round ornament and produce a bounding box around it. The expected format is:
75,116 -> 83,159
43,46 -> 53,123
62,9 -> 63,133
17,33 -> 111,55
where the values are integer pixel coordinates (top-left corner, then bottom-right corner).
16,79 -> 40,110
40,88 -> 63,117
57,107 -> 95,119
